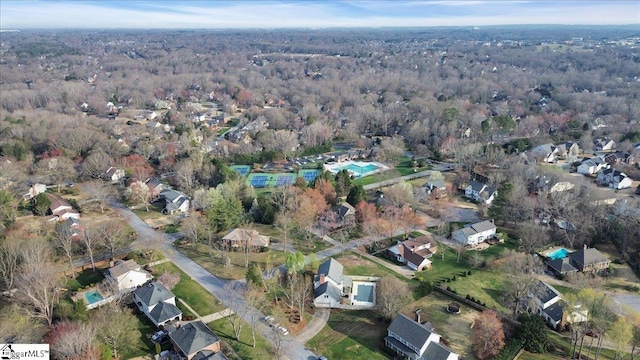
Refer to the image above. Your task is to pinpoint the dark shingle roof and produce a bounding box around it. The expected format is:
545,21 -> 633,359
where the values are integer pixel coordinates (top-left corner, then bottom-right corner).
423,341 -> 456,360
317,258 -> 343,285
468,181 -> 486,192
313,281 -> 341,301
134,282 -> 175,307
533,281 -> 561,304
544,302 -> 564,323
148,301 -> 182,324
567,248 -> 609,268
471,220 -> 496,233
388,314 -> 433,352
192,350 -> 229,360
170,321 -> 220,357
546,258 -> 578,274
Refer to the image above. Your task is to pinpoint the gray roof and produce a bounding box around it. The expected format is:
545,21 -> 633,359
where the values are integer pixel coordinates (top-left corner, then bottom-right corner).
388,314 -> 434,352
134,282 -> 175,307
106,259 -> 142,279
317,258 -> 344,285
170,321 -> 220,357
148,301 -> 182,324
545,258 -> 578,274
544,302 -> 564,323
314,281 -> 341,301
467,181 -> 486,192
424,341 -> 456,360
385,336 -> 419,359
471,220 -> 496,233
568,248 -> 609,268
534,281 -> 561,304
160,189 -> 186,203
333,202 -> 356,218
192,350 -> 229,360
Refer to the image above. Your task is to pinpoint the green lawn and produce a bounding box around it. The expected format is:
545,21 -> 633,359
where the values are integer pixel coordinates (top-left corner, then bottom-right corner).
208,318 -> 273,360
122,311 -> 159,359
335,252 -> 415,285
152,262 -> 225,316
176,241 -> 288,280
306,310 -> 390,360
64,269 -> 105,292
519,331 -> 625,360
132,203 -> 165,220
250,223 -> 333,255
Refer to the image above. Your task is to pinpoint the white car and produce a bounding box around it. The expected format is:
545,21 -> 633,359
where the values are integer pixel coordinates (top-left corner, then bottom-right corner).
277,325 -> 289,336
151,329 -> 168,343
264,315 -> 277,327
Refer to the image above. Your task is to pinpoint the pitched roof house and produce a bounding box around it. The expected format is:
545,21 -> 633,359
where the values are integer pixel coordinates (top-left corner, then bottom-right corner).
545,247 -> 611,275
222,228 -> 269,249
452,220 -> 497,246
47,194 -> 80,221
530,143 -> 559,163
423,179 -> 447,199
103,166 -> 125,182
387,235 -> 437,271
159,188 -> 190,214
169,321 -> 222,360
594,138 -> 616,152
577,157 -> 609,175
133,282 -> 182,327
330,202 -> 356,228
385,314 -> 459,360
596,169 -> 633,190
23,183 -> 47,200
104,259 -> 152,293
528,281 -> 588,329
313,258 -> 378,308
464,181 -> 496,205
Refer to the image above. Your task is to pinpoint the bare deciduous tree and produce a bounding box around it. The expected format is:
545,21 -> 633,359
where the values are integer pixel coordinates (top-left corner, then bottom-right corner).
95,220 -> 127,260
53,223 -> 77,278
94,305 -> 142,359
83,180 -> 113,213
377,276 -> 413,321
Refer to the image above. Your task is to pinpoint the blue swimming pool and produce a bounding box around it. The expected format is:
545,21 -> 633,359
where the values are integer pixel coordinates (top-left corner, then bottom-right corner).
84,290 -> 104,304
334,163 -> 380,177
355,284 -> 374,302
547,248 -> 570,260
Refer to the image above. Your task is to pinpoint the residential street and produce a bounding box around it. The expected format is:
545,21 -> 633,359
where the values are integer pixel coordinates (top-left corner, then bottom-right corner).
109,199 -> 318,360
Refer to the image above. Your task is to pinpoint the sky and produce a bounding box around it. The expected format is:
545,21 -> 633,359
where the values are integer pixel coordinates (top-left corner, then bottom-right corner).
1,0 -> 639,29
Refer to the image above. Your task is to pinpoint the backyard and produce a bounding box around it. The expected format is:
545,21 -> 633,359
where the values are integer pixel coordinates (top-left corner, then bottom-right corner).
306,310 -> 390,360
208,318 -> 273,360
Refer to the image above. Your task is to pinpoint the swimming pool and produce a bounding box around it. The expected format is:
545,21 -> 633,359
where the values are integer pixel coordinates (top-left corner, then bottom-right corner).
325,161 -> 387,178
547,247 -> 570,260
84,290 -> 104,304
354,284 -> 374,302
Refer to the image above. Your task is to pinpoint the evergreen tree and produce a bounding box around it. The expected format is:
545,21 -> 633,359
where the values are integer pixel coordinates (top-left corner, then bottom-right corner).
346,184 -> 366,206
334,169 -> 352,197
516,314 -> 549,353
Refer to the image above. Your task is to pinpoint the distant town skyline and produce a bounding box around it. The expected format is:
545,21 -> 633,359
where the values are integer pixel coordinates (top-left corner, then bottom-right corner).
1,0 -> 638,30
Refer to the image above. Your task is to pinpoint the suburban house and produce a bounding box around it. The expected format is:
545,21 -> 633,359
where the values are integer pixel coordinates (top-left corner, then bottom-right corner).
169,321 -> 226,360
452,220 -> 497,246
313,258 -> 378,308
604,151 -> 635,166
63,217 -> 84,241
530,175 -> 575,194
385,313 -> 459,360
594,138 -> 616,152
545,247 -> 611,275
596,169 -> 633,189
47,194 -> 80,221
387,235 -> 437,271
464,181 -> 497,205
159,188 -> 190,214
22,183 -> 47,200
133,282 -> 182,328
331,202 -> 356,228
577,157 -> 609,175
146,177 -> 167,199
103,166 -> 125,182
104,259 -> 152,293
222,228 -> 270,250
529,281 -> 588,329
556,142 -> 581,161
530,143 -> 559,163
423,179 -> 448,199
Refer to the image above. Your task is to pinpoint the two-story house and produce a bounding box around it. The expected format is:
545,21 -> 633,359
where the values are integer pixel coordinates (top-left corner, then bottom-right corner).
103,166 -> 125,182
104,259 -> 152,293
159,188 -> 190,214
169,321 -> 227,360
423,179 -> 448,199
385,314 -> 459,360
529,281 -> 588,329
313,258 -> 348,308
387,235 -> 437,271
330,202 -> 357,228
464,181 -> 497,205
133,282 -> 182,328
452,220 -> 497,246
530,143 -> 559,163
47,194 -> 80,221
222,228 -> 270,250
597,169 -> 633,189
577,157 -> 609,175
545,247 -> 611,275
594,138 -> 616,152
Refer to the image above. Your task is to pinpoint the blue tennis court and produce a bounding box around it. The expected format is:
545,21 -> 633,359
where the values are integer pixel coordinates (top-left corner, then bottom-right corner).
230,165 -> 251,177
299,169 -> 320,183
250,175 -> 268,188
276,175 -> 294,187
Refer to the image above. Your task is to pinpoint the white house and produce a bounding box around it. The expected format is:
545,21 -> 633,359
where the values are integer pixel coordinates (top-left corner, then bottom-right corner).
529,281 -> 587,329
452,220 -> 497,246
313,258 -> 378,308
159,189 -> 190,214
23,183 -> 47,200
530,143 -> 559,163
597,169 -> 633,189
464,181 -> 497,205
594,138 -> 616,152
103,166 -> 125,182
104,259 -> 152,293
387,235 -> 437,271
577,157 -> 609,175
133,282 -> 182,328
385,314 -> 459,360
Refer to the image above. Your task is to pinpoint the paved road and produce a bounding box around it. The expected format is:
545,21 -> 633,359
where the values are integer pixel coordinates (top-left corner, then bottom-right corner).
295,308 -> 330,344
109,199 -> 318,360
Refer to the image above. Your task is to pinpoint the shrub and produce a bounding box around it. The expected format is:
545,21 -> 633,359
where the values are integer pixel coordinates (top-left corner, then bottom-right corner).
466,294 -> 471,300
452,275 -> 457,281
413,281 -> 433,299
446,286 -> 452,291
467,270 -> 473,275
493,338 -> 524,360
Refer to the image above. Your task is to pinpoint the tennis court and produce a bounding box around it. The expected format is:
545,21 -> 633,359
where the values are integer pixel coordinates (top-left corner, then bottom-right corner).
298,169 -> 320,183
247,173 -> 297,188
230,165 -> 251,177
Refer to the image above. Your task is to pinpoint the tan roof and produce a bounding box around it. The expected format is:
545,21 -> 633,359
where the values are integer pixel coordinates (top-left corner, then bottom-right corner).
222,228 -> 270,247
107,259 -> 142,279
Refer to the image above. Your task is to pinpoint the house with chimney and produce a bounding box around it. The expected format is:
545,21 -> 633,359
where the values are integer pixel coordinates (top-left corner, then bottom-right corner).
104,259 -> 152,293
313,258 -> 378,308
528,281 -> 588,330
222,228 -> 270,250
545,247 -> 611,276
464,181 -> 496,205
169,321 -> 227,360
385,313 -> 459,360
596,169 -> 633,189
387,235 -> 437,271
452,220 -> 497,246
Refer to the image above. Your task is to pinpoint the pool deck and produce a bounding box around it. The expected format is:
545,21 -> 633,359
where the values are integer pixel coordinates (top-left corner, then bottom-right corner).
540,246 -> 571,258
324,160 -> 389,178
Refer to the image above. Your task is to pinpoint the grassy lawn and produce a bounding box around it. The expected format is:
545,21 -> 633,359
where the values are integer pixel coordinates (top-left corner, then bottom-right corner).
352,169 -> 402,187
250,223 -> 333,255
306,310 -> 390,360
208,318 -> 273,360
402,291 -> 480,360
132,203 -> 165,220
122,311 -> 158,359
176,241 -> 288,280
152,262 -> 225,316
64,269 -> 105,292
335,252 -> 414,285
519,331 -> 624,360
216,127 -> 231,136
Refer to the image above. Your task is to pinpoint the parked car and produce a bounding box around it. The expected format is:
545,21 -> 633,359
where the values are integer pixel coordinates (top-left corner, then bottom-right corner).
151,329 -> 169,343
317,356 -> 328,360
264,315 -> 277,327
277,325 -> 289,336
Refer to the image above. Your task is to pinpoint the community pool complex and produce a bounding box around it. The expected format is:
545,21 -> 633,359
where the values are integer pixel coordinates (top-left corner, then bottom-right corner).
324,160 -> 388,178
